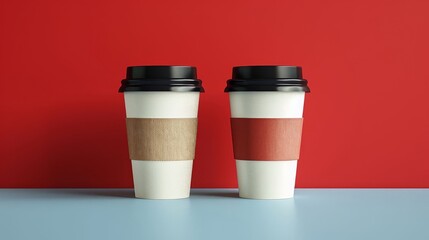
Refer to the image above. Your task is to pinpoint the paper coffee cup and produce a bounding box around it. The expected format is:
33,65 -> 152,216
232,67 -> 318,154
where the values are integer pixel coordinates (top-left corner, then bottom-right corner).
225,66 -> 310,199
119,66 -> 204,199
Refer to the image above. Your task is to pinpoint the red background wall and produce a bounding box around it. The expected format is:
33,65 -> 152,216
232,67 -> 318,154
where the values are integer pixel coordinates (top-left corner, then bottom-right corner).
1,0 -> 428,188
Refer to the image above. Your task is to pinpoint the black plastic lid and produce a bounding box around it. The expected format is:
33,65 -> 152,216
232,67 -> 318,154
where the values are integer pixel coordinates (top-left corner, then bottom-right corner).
225,66 -> 310,92
119,66 -> 204,92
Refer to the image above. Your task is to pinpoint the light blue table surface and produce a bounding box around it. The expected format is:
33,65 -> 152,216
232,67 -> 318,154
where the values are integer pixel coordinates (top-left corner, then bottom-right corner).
0,189 -> 428,240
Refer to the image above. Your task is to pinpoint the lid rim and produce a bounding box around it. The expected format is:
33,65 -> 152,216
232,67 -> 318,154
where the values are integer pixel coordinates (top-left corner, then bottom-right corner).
119,86 -> 205,92
120,66 -> 204,93
225,86 -> 310,92
225,65 -> 310,93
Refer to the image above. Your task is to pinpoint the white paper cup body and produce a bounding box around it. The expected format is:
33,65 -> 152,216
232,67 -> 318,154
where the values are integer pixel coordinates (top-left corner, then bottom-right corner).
124,91 -> 200,199
229,91 -> 305,199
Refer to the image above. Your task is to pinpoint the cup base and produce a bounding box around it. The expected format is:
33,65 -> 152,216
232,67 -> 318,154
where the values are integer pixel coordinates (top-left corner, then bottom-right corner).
238,192 -> 294,200
236,160 -> 297,199
134,193 -> 190,200
132,160 -> 193,199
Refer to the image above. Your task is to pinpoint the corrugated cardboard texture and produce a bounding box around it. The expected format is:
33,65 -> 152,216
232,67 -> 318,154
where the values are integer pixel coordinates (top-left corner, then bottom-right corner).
126,118 -> 197,160
231,118 -> 303,160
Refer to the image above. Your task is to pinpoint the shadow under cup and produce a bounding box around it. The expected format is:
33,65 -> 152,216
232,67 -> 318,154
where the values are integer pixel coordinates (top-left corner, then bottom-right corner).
225,66 -> 310,199
119,66 -> 204,199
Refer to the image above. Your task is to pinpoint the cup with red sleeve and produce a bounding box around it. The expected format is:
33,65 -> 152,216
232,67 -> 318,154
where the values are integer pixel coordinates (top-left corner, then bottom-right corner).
225,66 -> 310,199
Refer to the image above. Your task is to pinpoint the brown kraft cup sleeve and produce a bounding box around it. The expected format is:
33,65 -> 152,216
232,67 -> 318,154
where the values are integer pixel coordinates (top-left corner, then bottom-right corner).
126,118 -> 197,160
231,118 -> 303,160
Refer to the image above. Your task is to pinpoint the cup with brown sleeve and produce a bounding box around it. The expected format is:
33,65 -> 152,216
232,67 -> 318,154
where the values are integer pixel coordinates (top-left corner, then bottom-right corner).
225,66 -> 310,199
119,66 -> 204,199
